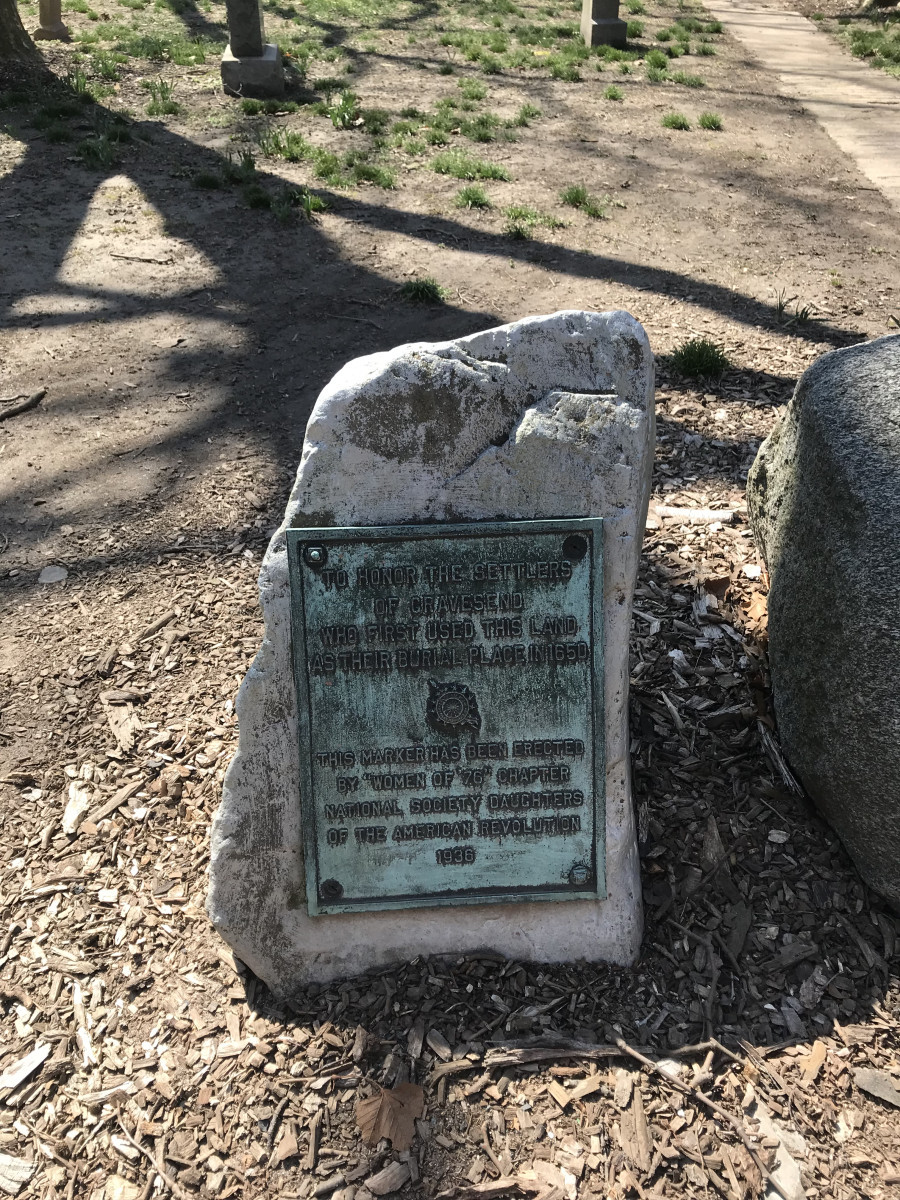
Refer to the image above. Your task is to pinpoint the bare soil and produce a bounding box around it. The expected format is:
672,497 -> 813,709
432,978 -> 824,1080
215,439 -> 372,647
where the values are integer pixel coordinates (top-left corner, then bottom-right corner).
1,1 -> 900,1198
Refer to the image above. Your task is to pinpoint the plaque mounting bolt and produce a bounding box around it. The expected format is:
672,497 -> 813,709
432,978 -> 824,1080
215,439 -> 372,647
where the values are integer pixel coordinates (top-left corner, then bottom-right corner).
569,863 -> 592,886
304,545 -> 327,568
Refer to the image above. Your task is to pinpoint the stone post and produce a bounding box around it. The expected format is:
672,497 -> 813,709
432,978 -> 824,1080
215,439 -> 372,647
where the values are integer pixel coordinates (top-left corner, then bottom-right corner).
581,0 -> 627,49
221,0 -> 284,98
33,0 -> 70,41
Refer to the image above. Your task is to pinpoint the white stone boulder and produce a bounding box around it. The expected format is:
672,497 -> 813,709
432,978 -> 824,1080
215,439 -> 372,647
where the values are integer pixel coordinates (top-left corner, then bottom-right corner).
208,309 -> 655,990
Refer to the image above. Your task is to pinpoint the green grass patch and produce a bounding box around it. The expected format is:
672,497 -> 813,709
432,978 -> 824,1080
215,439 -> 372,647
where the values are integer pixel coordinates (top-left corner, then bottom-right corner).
560,182 -> 608,218
45,123 -> 73,143
459,77 -> 488,100
626,19 -> 643,37
360,107 -> 390,135
76,133 -> 118,167
192,170 -> 221,188
697,41 -> 716,55
549,59 -> 580,80
459,111 -> 513,142
91,50 -> 124,80
846,23 -> 900,73
243,183 -> 271,209
646,48 -> 668,68
455,183 -> 492,208
670,337 -> 729,378
661,110 -> 690,129
242,97 -> 299,115
670,70 -> 705,87
222,149 -> 257,183
255,126 -> 309,160
698,110 -> 722,130
114,31 -> 221,63
144,77 -> 180,116
430,149 -> 511,180
399,277 -> 447,303
512,102 -> 541,125
328,89 -> 359,128
503,203 -> 564,238
603,84 -> 623,100
271,184 -> 328,222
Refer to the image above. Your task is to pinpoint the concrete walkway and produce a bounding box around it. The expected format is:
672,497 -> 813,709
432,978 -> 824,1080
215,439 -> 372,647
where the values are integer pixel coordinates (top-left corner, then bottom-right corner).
702,0 -> 900,215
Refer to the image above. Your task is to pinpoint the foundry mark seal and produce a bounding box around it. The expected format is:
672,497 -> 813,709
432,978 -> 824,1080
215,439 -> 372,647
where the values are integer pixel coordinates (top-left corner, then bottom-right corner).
426,680 -> 482,733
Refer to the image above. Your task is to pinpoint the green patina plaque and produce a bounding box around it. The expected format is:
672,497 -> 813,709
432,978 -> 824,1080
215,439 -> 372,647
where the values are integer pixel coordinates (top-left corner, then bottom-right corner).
286,519 -> 605,915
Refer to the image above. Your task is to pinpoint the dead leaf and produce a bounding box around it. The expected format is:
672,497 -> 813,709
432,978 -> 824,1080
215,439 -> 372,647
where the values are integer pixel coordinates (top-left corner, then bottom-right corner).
745,592 -> 767,622
356,1082 -> 425,1151
854,1068 -> 900,1108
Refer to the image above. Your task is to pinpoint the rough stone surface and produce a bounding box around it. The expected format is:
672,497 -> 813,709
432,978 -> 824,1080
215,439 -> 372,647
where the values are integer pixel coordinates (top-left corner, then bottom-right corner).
208,310 -> 655,990
748,333 -> 900,907
220,43 -> 284,99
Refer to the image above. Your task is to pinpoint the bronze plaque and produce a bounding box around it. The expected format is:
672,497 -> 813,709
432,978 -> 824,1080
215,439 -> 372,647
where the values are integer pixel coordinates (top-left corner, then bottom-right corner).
286,519 -> 605,914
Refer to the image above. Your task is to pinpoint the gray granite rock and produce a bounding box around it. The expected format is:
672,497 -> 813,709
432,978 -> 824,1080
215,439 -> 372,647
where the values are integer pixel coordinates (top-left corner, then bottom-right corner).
748,333 -> 900,906
208,310 -> 655,990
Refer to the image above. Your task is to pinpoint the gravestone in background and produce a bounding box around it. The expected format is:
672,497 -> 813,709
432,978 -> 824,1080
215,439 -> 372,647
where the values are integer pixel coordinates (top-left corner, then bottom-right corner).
748,333 -> 900,908
581,0 -> 627,49
33,0 -> 70,40
208,310 -> 655,991
220,0 -> 284,98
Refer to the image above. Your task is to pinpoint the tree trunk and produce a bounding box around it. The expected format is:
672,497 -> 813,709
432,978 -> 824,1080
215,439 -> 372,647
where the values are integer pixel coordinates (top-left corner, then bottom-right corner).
0,0 -> 39,60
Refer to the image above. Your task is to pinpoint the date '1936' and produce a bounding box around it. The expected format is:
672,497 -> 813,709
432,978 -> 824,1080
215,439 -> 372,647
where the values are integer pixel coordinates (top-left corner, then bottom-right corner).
436,846 -> 476,866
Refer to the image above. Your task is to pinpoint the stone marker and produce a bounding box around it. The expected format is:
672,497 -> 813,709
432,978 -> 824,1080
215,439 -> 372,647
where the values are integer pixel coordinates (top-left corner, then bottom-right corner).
221,0 -> 284,98
581,0 -> 627,49
748,333 -> 900,907
208,310 -> 654,989
33,0 -> 70,40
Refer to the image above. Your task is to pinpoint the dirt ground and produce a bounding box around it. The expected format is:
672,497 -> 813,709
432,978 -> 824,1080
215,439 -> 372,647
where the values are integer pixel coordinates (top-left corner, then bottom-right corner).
2,0 -> 900,1196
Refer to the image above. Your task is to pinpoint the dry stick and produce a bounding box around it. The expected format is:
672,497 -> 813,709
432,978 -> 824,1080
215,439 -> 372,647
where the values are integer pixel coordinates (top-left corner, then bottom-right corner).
136,610 -> 177,643
653,505 -> 735,524
115,1113 -> 193,1200
737,1039 -> 818,1134
666,920 -> 720,1039
64,1165 -> 78,1200
613,1038 -> 794,1200
0,389 -> 46,421
267,1094 -> 290,1152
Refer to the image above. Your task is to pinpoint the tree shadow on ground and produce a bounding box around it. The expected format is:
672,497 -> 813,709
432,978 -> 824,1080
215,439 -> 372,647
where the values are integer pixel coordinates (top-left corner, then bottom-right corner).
0,58 -> 866,583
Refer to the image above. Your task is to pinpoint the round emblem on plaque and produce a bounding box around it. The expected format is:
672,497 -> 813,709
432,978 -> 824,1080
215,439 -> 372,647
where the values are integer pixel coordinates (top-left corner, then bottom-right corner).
426,680 -> 481,733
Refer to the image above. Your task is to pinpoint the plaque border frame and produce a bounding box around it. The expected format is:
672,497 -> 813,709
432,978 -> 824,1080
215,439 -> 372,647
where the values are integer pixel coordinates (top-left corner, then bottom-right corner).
286,519 -> 606,916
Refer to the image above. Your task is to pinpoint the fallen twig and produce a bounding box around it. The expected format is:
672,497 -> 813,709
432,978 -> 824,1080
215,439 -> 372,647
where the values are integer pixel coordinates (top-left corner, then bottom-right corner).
0,388 -> 46,421
110,253 -> 174,265
115,1112 -> 192,1200
654,505 -> 735,524
266,1093 -> 290,1152
614,1037 -> 795,1200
